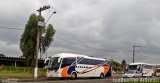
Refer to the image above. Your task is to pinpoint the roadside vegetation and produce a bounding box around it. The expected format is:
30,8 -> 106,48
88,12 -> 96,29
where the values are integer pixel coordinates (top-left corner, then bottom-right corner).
20,13 -> 56,67
0,59 -> 125,79
0,66 -> 46,79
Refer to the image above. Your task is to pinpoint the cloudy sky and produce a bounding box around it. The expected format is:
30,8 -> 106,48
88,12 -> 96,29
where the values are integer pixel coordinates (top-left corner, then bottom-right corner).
0,0 -> 160,64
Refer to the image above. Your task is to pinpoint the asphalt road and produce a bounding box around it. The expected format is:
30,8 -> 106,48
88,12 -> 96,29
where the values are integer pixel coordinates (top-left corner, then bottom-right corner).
3,77 -> 160,83
18,79 -> 113,83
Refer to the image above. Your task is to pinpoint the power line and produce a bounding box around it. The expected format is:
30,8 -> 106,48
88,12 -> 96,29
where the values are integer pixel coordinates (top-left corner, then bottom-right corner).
135,46 -> 146,55
0,27 -> 23,30
54,36 -> 115,52
0,26 -> 114,53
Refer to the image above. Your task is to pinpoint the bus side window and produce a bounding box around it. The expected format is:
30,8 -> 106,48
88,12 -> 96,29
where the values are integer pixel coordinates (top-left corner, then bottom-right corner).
88,59 -> 95,65
61,62 -> 69,68
95,60 -> 103,65
79,58 -> 88,64
103,61 -> 108,66
61,58 -> 76,68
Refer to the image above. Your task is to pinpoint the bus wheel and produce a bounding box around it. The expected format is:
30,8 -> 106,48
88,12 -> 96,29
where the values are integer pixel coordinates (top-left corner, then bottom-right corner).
71,72 -> 77,80
100,73 -> 105,79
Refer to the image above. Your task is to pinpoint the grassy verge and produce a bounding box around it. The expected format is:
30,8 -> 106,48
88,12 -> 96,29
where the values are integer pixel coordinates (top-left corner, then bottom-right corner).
0,66 -> 46,79
124,82 -> 160,83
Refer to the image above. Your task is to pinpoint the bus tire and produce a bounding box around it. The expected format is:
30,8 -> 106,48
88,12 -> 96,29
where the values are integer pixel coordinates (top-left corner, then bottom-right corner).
71,72 -> 77,80
100,73 -> 105,79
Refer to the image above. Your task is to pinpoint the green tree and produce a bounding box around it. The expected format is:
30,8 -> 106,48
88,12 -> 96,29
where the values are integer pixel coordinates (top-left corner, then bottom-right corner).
121,59 -> 127,72
0,54 -> 5,57
111,59 -> 121,72
20,13 -> 55,67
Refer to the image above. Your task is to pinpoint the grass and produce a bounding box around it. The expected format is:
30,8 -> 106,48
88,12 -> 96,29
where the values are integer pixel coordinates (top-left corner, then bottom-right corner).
0,66 -> 46,79
124,82 -> 160,83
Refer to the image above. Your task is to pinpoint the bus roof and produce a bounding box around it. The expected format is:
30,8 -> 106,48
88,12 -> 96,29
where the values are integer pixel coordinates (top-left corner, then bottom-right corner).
51,53 -> 106,61
129,62 -> 147,65
52,53 -> 87,58
129,62 -> 155,66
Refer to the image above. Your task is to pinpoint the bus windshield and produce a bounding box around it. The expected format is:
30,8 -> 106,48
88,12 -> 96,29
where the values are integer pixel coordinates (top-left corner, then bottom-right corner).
128,65 -> 137,70
126,70 -> 135,74
157,69 -> 160,72
48,57 -> 60,70
144,65 -> 153,69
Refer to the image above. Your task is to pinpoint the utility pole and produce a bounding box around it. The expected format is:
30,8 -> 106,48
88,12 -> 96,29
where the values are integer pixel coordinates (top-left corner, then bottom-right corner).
46,52 -> 47,59
132,45 -> 141,63
34,5 -> 50,79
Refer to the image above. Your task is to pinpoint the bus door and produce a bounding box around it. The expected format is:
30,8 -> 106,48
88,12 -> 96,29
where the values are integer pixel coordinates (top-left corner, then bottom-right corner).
60,57 -> 76,77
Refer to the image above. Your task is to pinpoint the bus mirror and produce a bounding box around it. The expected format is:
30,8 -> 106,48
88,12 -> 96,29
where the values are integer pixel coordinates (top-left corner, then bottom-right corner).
58,58 -> 61,63
126,66 -> 128,71
137,66 -> 140,71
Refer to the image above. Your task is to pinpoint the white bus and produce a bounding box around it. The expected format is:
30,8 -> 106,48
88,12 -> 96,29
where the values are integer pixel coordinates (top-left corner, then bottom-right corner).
155,64 -> 160,77
143,63 -> 156,77
46,53 -> 112,79
156,68 -> 160,77
44,57 -> 51,68
123,62 -> 156,78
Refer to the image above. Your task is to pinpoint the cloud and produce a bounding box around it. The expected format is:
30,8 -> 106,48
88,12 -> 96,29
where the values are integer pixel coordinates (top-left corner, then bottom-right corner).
1,0 -> 160,64
0,40 -> 21,57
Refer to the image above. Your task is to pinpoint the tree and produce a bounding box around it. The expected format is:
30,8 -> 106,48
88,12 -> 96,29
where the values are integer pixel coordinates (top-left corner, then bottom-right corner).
0,54 -> 5,57
111,59 -> 121,72
20,13 -> 55,67
121,59 -> 127,72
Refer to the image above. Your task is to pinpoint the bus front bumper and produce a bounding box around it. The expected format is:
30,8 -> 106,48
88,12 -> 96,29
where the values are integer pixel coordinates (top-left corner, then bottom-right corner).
47,71 -> 60,78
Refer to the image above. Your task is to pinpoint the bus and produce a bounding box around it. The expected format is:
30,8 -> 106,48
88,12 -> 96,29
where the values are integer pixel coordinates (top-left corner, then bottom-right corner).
155,64 -> 160,77
44,57 -> 51,68
46,53 -> 112,79
123,62 -> 156,78
156,68 -> 160,77
143,63 -> 156,77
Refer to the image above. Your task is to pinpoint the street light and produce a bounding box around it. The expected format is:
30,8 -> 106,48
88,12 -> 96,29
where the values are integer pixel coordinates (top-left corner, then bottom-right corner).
34,5 -> 50,79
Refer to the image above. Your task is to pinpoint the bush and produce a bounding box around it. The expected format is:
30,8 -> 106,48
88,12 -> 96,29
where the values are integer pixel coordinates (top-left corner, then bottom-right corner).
0,64 -> 4,69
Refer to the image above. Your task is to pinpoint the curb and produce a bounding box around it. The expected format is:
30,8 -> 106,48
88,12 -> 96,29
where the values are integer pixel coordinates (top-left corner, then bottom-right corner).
17,78 -> 47,82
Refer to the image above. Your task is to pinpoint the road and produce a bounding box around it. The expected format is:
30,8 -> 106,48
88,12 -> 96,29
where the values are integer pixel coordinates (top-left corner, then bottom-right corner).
1,73 -> 121,83
3,77 -> 160,83
18,79 -> 113,83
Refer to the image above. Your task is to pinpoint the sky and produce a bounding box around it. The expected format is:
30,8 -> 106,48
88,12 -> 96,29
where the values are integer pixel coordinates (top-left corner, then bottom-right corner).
0,0 -> 160,64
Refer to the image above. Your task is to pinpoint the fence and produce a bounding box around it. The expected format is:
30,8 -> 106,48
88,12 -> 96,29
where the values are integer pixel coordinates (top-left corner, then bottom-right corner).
0,66 -> 46,73
0,66 -> 46,79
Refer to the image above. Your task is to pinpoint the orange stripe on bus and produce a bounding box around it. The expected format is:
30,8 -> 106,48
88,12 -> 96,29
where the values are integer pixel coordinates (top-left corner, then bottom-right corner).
103,66 -> 109,74
61,66 -> 70,77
